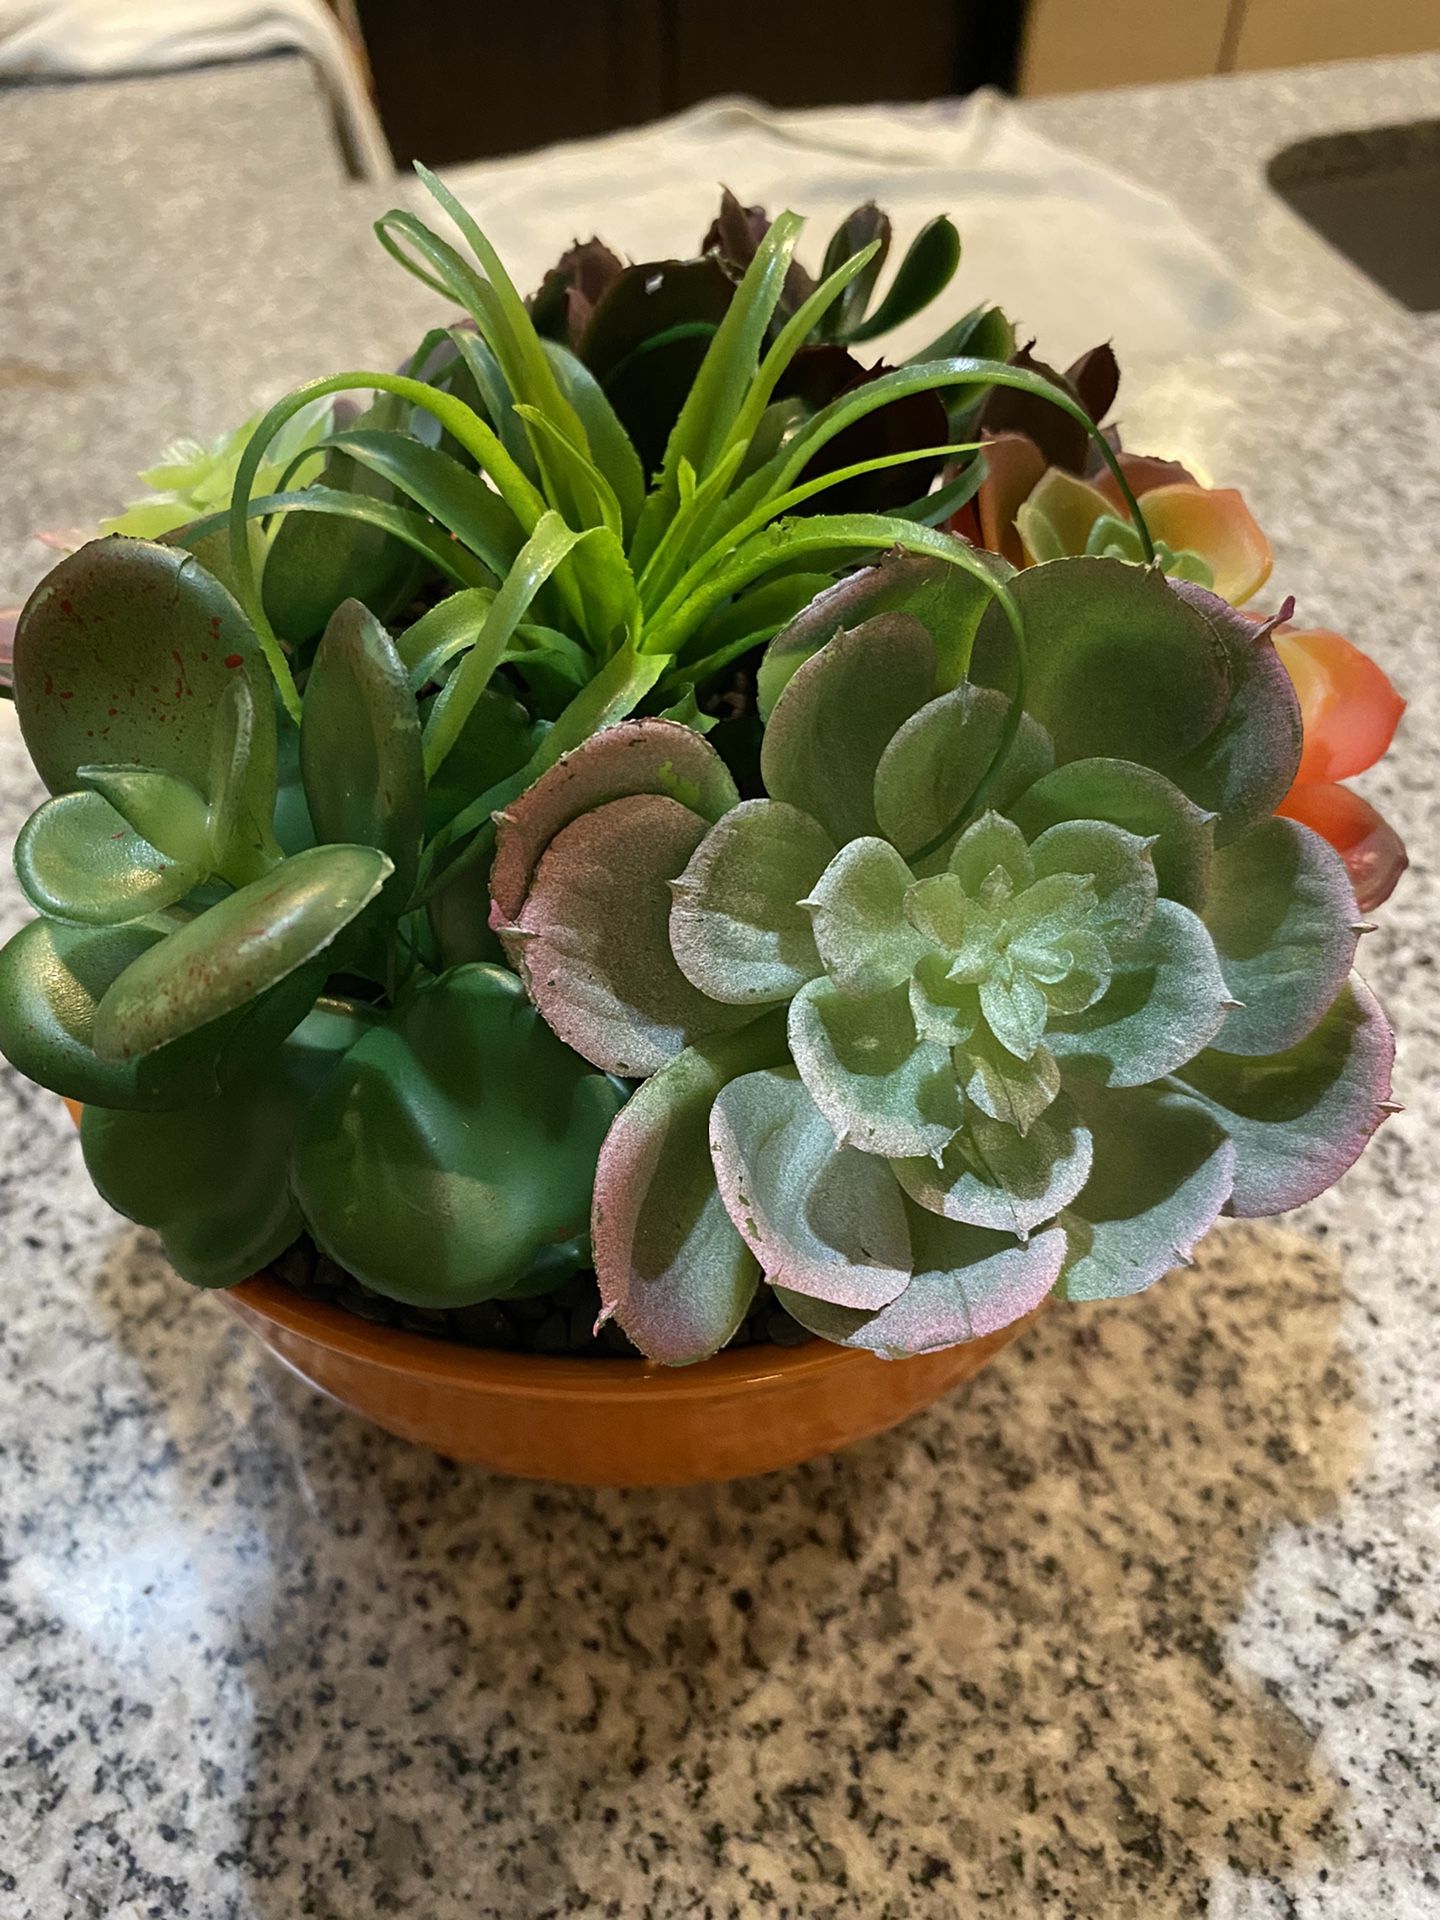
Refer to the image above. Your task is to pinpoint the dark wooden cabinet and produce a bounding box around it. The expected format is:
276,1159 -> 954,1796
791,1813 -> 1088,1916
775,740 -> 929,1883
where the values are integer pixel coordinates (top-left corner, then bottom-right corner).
356,0 -> 1022,166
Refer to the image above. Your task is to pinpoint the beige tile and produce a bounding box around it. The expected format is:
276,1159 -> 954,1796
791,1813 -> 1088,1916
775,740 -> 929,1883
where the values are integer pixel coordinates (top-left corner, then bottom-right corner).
1019,0 -> 1232,94
1232,0 -> 1439,69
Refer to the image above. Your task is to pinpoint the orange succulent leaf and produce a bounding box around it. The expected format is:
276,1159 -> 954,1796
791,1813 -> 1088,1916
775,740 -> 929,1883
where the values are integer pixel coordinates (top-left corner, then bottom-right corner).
1092,450 -> 1197,509
1137,484 -> 1272,606
1273,625 -> 1406,784
973,430 -> 1048,567
1277,781 -> 1407,912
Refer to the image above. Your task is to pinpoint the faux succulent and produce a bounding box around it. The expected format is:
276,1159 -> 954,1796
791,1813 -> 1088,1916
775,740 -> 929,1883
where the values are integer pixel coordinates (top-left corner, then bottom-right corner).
0,172 -> 1401,1364
491,553 -> 1395,1361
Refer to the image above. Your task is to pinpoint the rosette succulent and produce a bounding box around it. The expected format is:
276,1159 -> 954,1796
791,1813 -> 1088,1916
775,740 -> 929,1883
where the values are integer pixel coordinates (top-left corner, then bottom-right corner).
493,552 -> 1394,1363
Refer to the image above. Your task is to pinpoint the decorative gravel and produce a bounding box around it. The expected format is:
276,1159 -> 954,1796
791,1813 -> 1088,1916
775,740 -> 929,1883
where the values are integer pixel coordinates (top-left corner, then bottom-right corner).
267,1236 -> 813,1357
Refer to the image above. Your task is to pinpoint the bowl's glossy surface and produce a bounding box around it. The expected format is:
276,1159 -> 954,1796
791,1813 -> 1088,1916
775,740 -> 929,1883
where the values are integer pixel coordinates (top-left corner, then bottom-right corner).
222,1274 -> 1037,1484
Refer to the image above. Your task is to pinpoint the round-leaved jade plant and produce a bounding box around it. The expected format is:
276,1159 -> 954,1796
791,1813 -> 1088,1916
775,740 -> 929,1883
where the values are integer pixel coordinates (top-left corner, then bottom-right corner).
0,172 -> 1399,1366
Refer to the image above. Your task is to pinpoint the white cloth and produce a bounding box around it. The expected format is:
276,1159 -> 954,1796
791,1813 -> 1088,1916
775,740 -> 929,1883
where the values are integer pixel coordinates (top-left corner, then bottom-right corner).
439,90 -> 1281,373
0,0 -> 390,178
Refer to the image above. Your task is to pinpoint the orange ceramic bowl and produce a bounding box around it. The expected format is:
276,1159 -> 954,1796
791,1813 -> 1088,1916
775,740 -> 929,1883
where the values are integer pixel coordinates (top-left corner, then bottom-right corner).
222,1274 -> 1036,1484
67,1099 -> 1034,1484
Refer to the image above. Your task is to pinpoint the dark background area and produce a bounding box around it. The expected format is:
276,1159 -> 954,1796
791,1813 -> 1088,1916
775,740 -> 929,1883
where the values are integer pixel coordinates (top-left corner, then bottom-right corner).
355,0 -> 1027,167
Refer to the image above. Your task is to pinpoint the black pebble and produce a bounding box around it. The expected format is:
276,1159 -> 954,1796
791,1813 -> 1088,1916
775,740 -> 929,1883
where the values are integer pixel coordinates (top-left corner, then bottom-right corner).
269,1236 -> 813,1361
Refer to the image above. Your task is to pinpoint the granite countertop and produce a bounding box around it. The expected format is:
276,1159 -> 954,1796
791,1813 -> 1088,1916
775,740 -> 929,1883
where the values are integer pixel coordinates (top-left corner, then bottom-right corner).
1,51 -> 1437,1920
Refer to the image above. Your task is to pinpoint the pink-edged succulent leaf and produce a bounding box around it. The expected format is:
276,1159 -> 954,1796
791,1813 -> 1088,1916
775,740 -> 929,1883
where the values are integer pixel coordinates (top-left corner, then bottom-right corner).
969,557 -> 1231,771
955,1029 -> 1061,1133
1162,581 -> 1302,845
873,680 -> 1054,871
709,1065 -> 911,1310
1176,975 -> 1394,1216
760,612 -> 936,844
1202,816 -> 1360,1056
591,1018 -> 790,1366
1008,756 -> 1215,910
1047,899 -> 1229,1087
1057,1081 -> 1236,1298
668,799 -> 833,1005
891,1096 -> 1092,1238
1273,625 -> 1406,785
756,543 -> 1011,718
1276,781 -> 1407,912
490,717 -> 738,927
776,1215 -> 1065,1356
512,792 -> 754,1078
787,974 -> 962,1159
1028,818 -> 1158,943
803,837 -> 933,995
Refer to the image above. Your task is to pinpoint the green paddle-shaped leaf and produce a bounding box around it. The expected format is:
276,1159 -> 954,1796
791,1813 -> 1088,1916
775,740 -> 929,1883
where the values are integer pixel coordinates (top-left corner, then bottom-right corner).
82,998 -> 375,1287
76,766 -> 212,870
92,842 -> 391,1062
0,918 -> 322,1110
15,791 -> 204,925
300,600 -> 425,906
292,964 -> 627,1307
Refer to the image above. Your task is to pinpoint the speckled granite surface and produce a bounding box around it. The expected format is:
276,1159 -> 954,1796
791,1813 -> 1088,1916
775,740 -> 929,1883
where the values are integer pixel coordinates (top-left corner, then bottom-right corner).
1,52 -> 1437,1920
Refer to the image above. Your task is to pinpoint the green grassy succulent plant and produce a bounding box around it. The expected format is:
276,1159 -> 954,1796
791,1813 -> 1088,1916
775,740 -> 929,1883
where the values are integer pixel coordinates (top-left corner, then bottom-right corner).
0,172 -> 1396,1358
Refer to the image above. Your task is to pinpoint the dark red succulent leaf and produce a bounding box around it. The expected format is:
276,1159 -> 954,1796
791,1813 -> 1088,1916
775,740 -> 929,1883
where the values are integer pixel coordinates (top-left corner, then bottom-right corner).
1064,341 -> 1120,430
773,341 -> 863,411
787,359 -> 949,516
702,188 -> 769,266
577,255 -> 735,473
702,187 -> 816,313
529,237 -> 627,346
978,343 -> 1092,474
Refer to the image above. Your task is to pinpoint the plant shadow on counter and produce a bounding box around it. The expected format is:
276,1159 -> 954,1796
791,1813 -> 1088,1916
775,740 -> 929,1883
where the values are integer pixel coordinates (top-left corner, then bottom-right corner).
91,1220 -> 1363,1918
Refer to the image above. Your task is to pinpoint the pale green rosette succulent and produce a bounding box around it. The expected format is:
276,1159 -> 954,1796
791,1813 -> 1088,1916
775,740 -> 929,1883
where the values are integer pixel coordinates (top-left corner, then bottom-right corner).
494,553 -> 1394,1364
99,398 -> 334,542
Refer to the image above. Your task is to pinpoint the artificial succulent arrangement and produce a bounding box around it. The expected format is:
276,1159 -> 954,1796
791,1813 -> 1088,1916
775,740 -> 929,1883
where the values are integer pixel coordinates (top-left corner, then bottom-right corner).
0,173 -> 1403,1364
